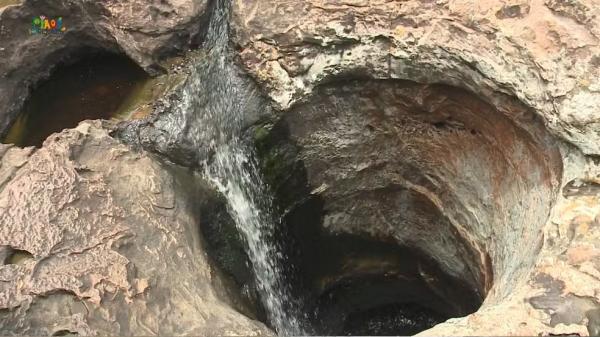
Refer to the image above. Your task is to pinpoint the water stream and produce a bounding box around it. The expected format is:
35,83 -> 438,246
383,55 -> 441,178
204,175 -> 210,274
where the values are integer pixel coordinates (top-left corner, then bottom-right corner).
174,0 -> 306,334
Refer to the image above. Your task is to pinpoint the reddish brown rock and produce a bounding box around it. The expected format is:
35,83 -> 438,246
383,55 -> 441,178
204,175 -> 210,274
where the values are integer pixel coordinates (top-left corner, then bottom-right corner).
228,1 -> 600,335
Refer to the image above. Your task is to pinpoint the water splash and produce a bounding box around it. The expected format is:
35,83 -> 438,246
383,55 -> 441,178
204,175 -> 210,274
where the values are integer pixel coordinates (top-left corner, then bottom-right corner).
172,0 -> 306,334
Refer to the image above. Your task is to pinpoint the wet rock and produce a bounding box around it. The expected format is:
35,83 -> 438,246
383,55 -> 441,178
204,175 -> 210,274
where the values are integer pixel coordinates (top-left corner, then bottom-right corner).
0,121 -> 272,336
0,0 -> 210,138
198,189 -> 268,322
1,0 -> 598,335
112,0 -> 600,333
251,79 -> 586,335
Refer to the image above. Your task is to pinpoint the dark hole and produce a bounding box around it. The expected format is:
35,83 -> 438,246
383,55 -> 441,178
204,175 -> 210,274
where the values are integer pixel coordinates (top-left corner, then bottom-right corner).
341,303 -> 445,336
52,329 -> 78,336
504,5 -> 522,17
2,51 -> 148,147
281,196 -> 483,336
433,121 -> 446,129
200,117 -> 488,335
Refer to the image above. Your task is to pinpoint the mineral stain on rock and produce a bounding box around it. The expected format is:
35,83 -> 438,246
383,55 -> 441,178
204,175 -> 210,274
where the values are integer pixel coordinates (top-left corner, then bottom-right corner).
2,52 -> 148,147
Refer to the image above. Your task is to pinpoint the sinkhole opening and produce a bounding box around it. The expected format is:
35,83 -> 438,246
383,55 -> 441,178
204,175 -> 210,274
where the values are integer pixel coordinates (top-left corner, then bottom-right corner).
2,50 -> 149,147
281,196 -> 484,335
199,79 -> 563,336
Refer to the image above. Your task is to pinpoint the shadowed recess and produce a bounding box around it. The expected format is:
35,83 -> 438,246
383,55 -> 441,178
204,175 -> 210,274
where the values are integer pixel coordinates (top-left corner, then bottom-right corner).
243,79 -> 563,335
2,52 -> 148,147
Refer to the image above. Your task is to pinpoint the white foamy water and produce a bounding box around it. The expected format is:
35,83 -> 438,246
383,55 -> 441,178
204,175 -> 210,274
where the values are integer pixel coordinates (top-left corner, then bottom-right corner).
204,143 -> 304,335
170,0 -> 306,334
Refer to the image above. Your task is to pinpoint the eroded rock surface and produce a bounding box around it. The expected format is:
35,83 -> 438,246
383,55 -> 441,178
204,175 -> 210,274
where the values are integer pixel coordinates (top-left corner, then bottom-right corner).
277,79 -> 562,299
0,0 -> 209,136
231,0 -> 600,155
0,121 -> 271,336
250,79 -> 600,335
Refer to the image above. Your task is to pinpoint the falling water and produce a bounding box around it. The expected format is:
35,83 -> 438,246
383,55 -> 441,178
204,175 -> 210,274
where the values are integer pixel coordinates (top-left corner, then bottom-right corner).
171,0 -> 305,334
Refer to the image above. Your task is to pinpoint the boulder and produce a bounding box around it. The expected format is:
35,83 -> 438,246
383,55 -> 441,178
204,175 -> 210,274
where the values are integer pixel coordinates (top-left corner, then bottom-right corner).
0,121 -> 272,336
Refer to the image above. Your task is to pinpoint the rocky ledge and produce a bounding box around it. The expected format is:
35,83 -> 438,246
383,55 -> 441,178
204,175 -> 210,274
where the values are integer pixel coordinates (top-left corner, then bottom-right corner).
231,0 -> 600,156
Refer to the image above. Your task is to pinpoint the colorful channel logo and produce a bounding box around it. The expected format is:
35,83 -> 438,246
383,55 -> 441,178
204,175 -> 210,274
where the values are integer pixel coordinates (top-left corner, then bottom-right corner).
30,16 -> 66,34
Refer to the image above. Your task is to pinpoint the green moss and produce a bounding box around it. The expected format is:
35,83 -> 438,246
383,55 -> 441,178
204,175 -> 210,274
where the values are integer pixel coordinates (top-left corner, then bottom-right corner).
252,122 -> 284,187
251,120 -> 310,211
263,150 -> 285,183
254,123 -> 271,145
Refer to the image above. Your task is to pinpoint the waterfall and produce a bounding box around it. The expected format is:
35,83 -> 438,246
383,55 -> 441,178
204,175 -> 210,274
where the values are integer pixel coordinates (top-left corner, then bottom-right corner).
171,0 -> 306,334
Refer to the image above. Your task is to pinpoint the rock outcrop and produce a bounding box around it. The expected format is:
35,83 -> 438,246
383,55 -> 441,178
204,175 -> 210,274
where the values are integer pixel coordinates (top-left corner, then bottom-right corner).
230,0 -> 600,156
0,0 -> 209,137
276,79 -> 562,298
0,121 -> 271,336
252,77 -> 599,336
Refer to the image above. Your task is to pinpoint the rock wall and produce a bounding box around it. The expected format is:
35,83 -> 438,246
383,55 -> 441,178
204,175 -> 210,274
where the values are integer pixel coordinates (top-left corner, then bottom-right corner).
278,79 -> 562,301
230,0 -> 600,155
228,1 -> 600,335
